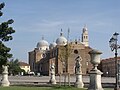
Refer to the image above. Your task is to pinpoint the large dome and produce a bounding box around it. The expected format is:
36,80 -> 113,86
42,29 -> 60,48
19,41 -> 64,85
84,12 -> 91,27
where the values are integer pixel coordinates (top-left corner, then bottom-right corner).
37,40 -> 49,48
37,39 -> 49,51
56,36 -> 67,46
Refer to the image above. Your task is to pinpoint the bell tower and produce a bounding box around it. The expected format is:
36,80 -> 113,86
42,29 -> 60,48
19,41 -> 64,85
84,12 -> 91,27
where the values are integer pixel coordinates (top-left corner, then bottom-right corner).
81,25 -> 89,47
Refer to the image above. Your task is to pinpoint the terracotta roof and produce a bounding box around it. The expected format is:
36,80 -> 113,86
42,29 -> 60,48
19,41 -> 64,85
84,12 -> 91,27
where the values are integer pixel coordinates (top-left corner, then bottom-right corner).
19,62 -> 30,66
101,56 -> 120,61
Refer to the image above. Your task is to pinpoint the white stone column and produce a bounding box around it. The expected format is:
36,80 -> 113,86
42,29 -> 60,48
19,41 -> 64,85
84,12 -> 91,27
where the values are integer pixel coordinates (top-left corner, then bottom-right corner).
1,65 -> 10,86
88,70 -> 103,90
49,63 -> 56,84
75,56 -> 84,88
88,49 -> 103,90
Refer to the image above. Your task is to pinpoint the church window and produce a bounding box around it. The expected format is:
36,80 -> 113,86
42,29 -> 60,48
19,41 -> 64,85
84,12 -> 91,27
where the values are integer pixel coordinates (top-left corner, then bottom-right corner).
75,41 -> 77,44
46,48 -> 48,50
74,49 -> 78,54
84,36 -> 85,39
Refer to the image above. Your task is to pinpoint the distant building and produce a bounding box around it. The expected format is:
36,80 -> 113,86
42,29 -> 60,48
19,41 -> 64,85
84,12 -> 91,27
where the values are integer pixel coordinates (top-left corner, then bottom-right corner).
28,26 -> 93,75
19,62 -> 30,73
99,57 -> 120,77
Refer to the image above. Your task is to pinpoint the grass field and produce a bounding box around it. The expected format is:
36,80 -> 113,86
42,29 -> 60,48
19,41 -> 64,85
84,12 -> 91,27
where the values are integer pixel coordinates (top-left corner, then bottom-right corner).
0,86 -> 86,90
0,86 -> 113,90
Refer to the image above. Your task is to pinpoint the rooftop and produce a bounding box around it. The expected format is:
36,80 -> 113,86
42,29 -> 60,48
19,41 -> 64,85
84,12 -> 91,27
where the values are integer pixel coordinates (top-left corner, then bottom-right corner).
19,62 -> 30,66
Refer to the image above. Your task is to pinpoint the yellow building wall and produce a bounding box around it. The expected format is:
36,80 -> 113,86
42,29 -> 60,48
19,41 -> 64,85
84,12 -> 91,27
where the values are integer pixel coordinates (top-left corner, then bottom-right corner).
20,66 -> 30,73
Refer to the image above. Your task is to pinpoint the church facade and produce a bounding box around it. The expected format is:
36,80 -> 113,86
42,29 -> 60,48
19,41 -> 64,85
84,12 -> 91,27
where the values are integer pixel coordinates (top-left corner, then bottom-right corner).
28,26 -> 93,75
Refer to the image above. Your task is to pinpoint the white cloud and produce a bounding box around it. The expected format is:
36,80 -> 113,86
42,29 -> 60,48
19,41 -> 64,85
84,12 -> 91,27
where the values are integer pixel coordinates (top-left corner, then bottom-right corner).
17,19 -> 82,33
38,20 -> 64,27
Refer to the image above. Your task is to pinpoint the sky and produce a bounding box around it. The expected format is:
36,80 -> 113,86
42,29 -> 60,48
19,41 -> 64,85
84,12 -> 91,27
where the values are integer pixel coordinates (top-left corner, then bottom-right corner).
0,0 -> 120,63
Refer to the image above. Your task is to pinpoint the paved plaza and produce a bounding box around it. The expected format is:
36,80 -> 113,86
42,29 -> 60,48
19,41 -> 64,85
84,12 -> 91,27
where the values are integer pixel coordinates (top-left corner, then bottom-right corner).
0,75 -> 115,85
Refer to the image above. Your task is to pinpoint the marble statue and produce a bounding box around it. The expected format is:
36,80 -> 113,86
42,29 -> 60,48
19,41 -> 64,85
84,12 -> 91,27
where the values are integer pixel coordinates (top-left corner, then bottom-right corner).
75,56 -> 82,74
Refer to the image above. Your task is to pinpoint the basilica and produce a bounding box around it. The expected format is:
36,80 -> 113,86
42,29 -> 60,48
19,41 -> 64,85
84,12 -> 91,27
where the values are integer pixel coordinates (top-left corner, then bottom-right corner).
28,26 -> 93,75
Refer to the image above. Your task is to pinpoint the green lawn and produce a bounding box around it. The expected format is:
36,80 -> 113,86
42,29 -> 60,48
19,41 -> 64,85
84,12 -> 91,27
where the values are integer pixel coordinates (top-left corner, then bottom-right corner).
0,86 -> 85,90
0,86 -> 113,90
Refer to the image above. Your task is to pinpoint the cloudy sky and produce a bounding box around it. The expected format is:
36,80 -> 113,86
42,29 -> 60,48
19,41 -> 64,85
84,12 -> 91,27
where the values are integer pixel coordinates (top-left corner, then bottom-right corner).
1,0 -> 120,62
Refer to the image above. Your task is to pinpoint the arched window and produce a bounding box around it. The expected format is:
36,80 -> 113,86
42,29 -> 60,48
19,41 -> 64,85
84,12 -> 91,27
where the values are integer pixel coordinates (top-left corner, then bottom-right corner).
84,36 -> 85,39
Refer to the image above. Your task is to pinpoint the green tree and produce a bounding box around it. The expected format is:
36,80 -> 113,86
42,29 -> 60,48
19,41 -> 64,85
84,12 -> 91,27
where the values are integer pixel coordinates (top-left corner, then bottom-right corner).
0,2 -> 15,69
8,59 -> 25,75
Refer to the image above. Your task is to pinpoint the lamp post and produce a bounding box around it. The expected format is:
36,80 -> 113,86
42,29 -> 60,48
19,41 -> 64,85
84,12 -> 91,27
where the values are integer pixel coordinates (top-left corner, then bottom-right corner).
109,32 -> 120,90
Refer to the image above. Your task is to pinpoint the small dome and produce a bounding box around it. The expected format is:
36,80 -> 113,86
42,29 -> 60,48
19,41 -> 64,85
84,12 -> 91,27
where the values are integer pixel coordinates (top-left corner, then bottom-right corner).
56,29 -> 67,46
56,36 -> 67,46
49,42 -> 57,49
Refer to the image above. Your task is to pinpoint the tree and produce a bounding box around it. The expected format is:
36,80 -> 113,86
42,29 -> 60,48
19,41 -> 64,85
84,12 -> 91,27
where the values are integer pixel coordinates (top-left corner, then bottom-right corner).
8,59 -> 25,75
59,43 -> 72,86
0,2 -> 15,69
59,44 -> 71,73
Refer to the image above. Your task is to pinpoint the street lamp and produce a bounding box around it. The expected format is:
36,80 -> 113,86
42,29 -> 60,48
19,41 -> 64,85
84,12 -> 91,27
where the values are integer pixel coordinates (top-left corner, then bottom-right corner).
109,32 -> 120,90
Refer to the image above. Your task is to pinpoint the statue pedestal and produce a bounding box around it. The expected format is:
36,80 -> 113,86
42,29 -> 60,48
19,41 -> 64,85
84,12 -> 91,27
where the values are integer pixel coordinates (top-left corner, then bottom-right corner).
75,73 -> 84,88
49,73 -> 56,84
88,69 -> 103,90
1,66 -> 10,86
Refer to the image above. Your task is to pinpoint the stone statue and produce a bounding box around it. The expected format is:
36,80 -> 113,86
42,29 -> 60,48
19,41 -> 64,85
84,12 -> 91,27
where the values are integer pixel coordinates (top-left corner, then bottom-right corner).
1,65 -> 10,86
49,63 -> 56,84
75,56 -> 82,74
75,55 -> 84,88
2,65 -> 8,73
50,63 -> 55,75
